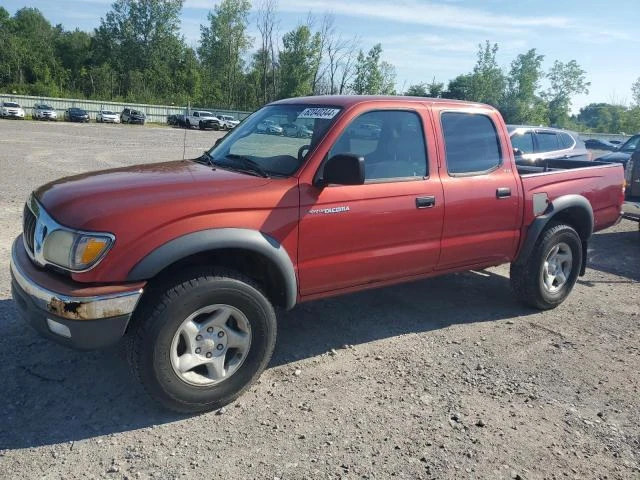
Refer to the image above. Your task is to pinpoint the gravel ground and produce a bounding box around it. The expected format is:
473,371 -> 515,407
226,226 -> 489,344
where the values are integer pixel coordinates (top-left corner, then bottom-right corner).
0,120 -> 638,480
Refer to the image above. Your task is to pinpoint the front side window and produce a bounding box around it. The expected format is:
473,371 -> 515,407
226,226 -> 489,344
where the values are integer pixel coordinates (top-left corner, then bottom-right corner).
208,104 -> 342,177
511,131 -> 534,153
328,110 -> 427,181
442,112 -> 501,175
536,132 -> 560,152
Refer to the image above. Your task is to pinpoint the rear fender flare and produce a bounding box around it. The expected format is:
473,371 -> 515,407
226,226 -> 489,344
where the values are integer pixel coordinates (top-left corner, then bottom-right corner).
515,194 -> 593,274
127,228 -> 297,310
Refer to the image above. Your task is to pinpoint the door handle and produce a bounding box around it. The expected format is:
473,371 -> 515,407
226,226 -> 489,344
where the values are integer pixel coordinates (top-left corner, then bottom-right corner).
416,196 -> 436,208
496,187 -> 511,199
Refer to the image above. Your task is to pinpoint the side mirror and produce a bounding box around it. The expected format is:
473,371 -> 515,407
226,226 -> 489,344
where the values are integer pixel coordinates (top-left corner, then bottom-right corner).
214,137 -> 223,147
513,148 -> 523,158
314,154 -> 365,187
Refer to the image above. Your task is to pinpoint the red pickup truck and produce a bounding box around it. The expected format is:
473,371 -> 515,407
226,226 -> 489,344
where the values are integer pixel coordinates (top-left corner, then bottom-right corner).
10,96 -> 624,412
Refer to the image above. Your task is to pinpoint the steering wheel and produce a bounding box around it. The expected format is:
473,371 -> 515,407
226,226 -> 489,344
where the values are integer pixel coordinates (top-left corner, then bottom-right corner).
297,144 -> 311,163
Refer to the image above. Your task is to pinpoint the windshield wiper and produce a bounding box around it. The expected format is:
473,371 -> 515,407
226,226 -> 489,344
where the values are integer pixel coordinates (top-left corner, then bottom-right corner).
223,154 -> 270,178
193,150 -> 216,168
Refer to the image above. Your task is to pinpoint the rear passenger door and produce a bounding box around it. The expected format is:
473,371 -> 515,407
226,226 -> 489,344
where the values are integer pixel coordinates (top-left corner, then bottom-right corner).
534,130 -> 562,159
435,109 -> 522,269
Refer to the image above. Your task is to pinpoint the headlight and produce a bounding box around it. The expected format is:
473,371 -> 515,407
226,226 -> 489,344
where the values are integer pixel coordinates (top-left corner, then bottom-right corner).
43,230 -> 114,271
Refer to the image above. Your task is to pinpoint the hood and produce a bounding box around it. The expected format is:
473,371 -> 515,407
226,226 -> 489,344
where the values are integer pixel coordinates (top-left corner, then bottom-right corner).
596,151 -> 631,163
35,160 -> 271,231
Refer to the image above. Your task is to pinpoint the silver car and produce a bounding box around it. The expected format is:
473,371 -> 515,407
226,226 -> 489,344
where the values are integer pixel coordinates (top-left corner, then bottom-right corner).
508,125 -> 591,163
97,110 -> 120,123
32,103 -> 57,121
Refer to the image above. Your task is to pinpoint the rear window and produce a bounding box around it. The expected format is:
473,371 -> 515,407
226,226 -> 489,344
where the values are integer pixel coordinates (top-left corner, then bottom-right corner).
559,132 -> 575,149
442,112 -> 501,175
536,132 -> 560,152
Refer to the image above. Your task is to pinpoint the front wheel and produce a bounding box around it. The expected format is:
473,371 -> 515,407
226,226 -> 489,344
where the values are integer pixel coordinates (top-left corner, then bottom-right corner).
128,268 -> 277,413
510,223 -> 582,310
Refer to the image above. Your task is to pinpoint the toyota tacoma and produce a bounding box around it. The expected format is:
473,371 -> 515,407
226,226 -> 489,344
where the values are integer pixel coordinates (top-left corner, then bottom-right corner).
11,96 -> 625,413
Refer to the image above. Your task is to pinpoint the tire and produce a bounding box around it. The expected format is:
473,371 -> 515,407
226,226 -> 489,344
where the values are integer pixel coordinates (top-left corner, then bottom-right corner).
510,223 -> 582,310
199,121 -> 205,130
213,123 -> 220,131
127,268 -> 277,413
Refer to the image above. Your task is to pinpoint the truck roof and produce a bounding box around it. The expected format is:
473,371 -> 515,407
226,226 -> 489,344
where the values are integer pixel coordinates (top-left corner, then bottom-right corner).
271,95 -> 493,110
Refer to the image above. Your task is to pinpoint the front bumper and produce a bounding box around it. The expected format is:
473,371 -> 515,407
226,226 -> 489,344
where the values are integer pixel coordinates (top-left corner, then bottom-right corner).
10,237 -> 145,349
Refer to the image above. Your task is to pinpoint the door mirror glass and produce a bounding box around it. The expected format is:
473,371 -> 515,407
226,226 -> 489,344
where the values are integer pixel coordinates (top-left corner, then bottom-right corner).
315,154 -> 365,187
513,147 -> 523,158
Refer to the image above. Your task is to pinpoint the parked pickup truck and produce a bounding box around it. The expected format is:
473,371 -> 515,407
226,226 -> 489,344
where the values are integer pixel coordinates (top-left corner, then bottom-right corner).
185,110 -> 221,130
10,96 -> 624,413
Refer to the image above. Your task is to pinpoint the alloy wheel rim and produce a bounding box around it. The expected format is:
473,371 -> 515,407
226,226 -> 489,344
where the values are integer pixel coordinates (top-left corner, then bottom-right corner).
542,242 -> 573,293
170,304 -> 252,386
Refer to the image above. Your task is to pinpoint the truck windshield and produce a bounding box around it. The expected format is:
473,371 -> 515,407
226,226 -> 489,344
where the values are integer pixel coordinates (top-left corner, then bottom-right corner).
206,104 -> 342,177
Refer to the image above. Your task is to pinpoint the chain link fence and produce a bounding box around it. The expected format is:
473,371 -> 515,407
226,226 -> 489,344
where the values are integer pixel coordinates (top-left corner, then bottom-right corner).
0,93 -> 252,124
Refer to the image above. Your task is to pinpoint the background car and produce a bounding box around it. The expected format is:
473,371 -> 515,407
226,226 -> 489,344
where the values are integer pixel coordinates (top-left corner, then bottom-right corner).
1,101 -> 25,119
218,114 -> 240,130
281,122 -> 313,138
120,107 -> 146,125
624,150 -> 640,199
508,125 -> 591,162
63,107 -> 89,123
595,134 -> 640,168
97,110 -> 120,123
256,119 -> 283,135
348,122 -> 382,139
585,138 -> 617,151
32,103 -> 57,121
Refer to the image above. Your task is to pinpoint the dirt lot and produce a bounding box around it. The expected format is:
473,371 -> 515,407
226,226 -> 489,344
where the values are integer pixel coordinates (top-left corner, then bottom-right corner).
0,120 -> 638,480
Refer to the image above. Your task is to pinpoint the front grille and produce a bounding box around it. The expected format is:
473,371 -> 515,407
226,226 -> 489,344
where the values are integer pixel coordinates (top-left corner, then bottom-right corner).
23,204 -> 36,253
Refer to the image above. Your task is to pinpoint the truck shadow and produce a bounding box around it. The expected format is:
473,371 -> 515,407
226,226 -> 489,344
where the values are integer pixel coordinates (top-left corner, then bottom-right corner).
582,225 -> 640,282
0,270 -> 534,450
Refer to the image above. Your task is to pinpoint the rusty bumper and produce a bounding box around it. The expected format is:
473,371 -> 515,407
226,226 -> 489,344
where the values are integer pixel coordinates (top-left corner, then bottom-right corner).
10,237 -> 145,349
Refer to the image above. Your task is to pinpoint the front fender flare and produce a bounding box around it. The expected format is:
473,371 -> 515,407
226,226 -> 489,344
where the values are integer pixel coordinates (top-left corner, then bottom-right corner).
127,228 -> 297,310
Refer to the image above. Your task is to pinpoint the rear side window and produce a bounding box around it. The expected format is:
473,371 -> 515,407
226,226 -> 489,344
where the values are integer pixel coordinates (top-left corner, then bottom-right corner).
511,131 -> 534,153
559,132 -> 575,149
536,132 -> 560,152
441,112 -> 501,175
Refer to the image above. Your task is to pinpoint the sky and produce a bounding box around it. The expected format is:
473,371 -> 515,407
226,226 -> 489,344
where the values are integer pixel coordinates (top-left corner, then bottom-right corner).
3,0 -> 639,112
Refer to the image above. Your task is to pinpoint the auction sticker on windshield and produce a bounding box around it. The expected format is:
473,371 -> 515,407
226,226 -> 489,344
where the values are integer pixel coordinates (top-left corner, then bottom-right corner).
298,108 -> 340,120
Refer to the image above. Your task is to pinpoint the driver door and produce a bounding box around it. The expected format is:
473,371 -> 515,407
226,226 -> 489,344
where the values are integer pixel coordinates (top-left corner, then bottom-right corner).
297,106 -> 444,296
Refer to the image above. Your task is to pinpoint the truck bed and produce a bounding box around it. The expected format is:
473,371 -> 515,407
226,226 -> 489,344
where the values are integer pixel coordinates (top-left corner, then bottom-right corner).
517,160 -> 624,234
516,159 -> 607,176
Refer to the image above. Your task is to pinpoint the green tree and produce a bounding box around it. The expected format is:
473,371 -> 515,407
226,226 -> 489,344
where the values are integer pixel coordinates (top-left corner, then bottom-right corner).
500,48 -> 547,124
351,44 -> 394,95
427,78 -> 444,98
469,41 -> 505,106
199,0 -> 252,108
632,77 -> 640,106
278,25 -> 321,98
545,59 -> 590,127
443,74 -> 473,100
95,0 -> 186,102
405,83 -> 429,96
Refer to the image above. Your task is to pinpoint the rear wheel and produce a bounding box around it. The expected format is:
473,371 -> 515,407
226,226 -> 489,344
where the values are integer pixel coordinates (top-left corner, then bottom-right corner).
510,223 -> 582,310
127,268 -> 277,413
